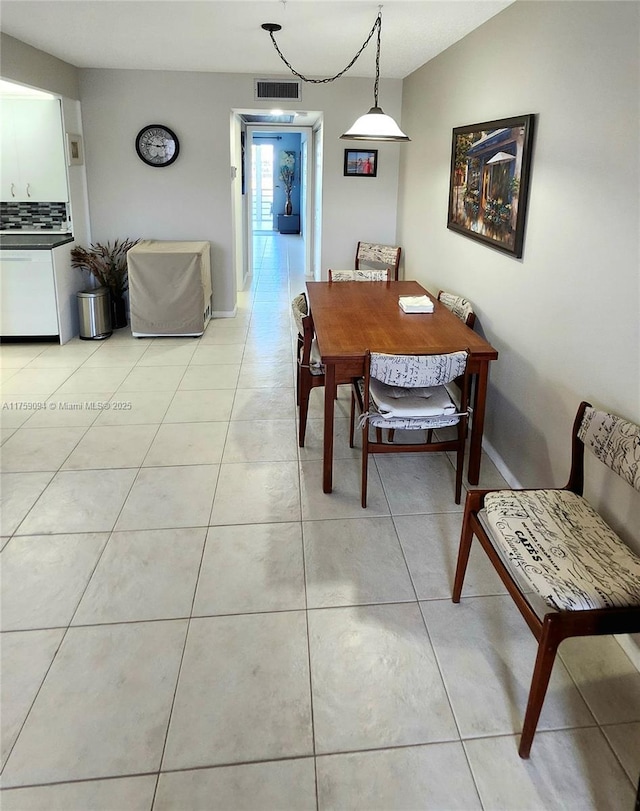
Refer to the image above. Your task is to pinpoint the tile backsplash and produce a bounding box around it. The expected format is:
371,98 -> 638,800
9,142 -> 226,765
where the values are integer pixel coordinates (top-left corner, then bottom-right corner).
0,201 -> 69,230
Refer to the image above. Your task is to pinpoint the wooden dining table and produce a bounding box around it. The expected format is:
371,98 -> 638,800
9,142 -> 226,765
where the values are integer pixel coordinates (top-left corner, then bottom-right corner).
306,280 -> 499,493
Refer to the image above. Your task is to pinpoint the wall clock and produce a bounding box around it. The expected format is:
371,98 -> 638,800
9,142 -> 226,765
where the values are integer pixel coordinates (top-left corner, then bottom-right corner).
135,124 -> 180,167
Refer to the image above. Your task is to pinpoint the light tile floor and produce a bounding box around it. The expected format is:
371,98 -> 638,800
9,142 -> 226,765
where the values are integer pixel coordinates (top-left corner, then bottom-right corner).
1,233 -> 638,810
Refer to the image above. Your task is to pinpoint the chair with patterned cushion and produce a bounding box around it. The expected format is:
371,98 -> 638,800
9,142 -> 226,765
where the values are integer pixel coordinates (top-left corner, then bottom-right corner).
388,295 -> 474,449
292,292 -> 324,446
452,401 -> 640,758
329,268 -> 390,282
355,242 -> 402,280
437,290 -> 476,329
434,291 -> 476,437
292,292 -> 353,447
349,350 -> 471,507
292,292 -> 306,404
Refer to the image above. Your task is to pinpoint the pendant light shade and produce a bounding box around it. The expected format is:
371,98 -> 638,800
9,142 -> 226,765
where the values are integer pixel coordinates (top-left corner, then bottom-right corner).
340,106 -> 410,142
262,8 -> 410,143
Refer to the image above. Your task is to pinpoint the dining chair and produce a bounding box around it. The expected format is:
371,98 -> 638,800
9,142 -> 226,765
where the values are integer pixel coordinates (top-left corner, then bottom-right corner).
292,292 -> 323,446
329,268 -> 390,281
292,292 -> 352,447
435,290 -> 476,436
452,400 -> 640,757
350,349 -> 471,507
355,242 -> 402,280
387,293 -> 474,450
291,292 -> 306,399
437,290 -> 476,329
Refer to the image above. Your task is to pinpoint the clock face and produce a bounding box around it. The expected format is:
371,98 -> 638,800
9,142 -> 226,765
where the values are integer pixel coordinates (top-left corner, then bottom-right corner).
135,125 -> 179,167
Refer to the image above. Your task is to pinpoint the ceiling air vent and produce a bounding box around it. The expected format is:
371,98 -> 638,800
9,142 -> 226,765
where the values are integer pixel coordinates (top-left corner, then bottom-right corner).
255,79 -> 301,101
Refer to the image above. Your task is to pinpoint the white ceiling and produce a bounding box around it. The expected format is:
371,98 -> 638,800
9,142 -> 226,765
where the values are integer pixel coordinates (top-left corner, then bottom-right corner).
0,0 -> 513,79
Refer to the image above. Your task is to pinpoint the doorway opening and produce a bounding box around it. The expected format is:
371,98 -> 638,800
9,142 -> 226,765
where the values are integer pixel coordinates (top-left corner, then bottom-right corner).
251,142 -> 275,232
231,111 -> 323,295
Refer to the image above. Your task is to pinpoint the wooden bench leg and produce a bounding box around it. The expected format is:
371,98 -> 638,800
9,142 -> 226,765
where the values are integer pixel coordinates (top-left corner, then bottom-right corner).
519,617 -> 563,758
453,496 -> 475,602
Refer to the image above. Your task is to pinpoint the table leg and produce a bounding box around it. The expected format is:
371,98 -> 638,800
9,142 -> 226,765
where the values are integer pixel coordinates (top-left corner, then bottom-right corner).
468,365 -> 488,484
323,363 -> 336,493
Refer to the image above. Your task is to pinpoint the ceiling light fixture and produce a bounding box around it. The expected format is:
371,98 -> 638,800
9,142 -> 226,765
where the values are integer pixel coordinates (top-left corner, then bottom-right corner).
261,6 -> 409,142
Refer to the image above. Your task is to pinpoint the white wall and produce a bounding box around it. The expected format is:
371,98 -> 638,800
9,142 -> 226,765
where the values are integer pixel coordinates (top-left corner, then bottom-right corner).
0,33 -> 79,100
78,69 -> 403,312
398,0 -> 639,539
60,98 -> 90,247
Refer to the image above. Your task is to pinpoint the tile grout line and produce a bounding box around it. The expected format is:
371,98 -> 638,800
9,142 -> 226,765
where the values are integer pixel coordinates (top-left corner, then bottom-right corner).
149,528 -> 209,810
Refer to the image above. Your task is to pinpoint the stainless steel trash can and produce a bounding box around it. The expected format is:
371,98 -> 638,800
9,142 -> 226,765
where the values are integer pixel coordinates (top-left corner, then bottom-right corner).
77,288 -> 112,340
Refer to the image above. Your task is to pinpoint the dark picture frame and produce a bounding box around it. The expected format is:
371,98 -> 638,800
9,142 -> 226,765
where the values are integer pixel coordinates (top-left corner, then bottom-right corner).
344,149 -> 378,177
447,114 -> 535,258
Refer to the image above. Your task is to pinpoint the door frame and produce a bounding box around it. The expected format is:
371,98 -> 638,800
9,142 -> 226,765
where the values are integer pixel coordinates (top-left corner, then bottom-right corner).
231,117 -> 318,292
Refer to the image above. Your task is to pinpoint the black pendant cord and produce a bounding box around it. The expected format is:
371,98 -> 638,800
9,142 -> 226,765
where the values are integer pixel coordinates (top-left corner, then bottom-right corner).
373,12 -> 381,107
264,10 -> 382,98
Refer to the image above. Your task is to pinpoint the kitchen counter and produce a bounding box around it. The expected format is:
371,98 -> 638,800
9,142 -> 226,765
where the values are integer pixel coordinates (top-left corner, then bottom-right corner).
0,233 -> 74,250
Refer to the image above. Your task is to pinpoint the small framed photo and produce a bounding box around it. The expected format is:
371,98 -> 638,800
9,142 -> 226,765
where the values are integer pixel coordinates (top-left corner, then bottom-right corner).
66,133 -> 84,166
344,149 -> 378,177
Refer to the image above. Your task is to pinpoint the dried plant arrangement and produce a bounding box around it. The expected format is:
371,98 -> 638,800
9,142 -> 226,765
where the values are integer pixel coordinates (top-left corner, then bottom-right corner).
71,238 -> 140,298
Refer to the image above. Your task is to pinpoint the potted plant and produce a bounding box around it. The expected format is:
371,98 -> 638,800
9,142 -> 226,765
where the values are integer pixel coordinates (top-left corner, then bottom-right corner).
71,238 -> 139,328
279,151 -> 296,216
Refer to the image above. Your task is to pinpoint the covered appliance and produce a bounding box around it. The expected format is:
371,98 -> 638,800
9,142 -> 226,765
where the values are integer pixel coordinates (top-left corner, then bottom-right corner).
127,240 -> 212,337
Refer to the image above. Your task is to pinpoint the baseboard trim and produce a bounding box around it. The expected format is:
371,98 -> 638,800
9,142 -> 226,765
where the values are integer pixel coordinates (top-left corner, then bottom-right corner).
480,436 -> 524,489
212,308 -> 237,319
616,634 -> 640,671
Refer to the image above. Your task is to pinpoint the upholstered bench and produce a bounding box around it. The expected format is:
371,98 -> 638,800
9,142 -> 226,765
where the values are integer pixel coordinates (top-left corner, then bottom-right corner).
452,401 -> 640,757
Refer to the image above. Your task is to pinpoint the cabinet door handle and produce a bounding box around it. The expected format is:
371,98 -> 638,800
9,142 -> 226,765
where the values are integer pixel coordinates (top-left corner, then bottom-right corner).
26,183 -> 31,198
11,183 -> 15,198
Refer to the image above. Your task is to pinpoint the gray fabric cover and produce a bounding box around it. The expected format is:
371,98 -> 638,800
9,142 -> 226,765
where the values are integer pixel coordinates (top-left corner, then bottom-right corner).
128,240 -> 212,336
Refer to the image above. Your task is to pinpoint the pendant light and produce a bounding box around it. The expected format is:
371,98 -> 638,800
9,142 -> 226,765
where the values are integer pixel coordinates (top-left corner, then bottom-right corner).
261,7 -> 410,143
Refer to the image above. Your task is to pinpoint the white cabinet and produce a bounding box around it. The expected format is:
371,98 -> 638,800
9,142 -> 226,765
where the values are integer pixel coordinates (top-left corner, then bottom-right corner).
0,98 -> 68,202
0,250 -> 59,335
0,242 -> 82,343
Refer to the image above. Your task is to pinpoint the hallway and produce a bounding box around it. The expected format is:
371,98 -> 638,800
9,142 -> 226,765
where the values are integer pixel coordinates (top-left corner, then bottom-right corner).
0,232 -> 638,809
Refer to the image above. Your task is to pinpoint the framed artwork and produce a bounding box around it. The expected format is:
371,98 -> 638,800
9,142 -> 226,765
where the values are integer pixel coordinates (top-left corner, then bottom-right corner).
66,133 -> 84,166
344,149 -> 378,177
447,114 -> 535,258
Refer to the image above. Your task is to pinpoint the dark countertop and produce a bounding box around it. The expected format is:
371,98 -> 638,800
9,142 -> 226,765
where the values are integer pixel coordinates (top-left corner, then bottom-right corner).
0,233 -> 74,250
